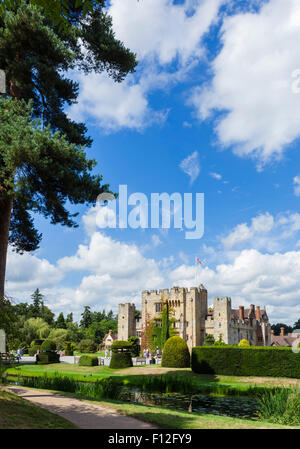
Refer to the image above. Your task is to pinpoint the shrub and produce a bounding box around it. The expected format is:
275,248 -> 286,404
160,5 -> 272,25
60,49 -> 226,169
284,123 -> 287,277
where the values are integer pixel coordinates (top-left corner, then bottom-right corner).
258,388 -> 300,426
64,341 -> 74,356
30,339 -> 44,347
28,345 -> 39,356
192,346 -> 300,378
109,351 -> 133,369
204,334 -> 215,346
238,339 -> 250,348
79,355 -> 98,366
41,340 -> 56,352
128,337 -> 140,357
36,351 -> 60,364
78,339 -> 97,353
161,336 -> 190,368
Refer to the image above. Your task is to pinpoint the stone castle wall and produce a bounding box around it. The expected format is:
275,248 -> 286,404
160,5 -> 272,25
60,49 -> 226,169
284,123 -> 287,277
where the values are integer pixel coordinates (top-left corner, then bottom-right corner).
118,285 -> 271,349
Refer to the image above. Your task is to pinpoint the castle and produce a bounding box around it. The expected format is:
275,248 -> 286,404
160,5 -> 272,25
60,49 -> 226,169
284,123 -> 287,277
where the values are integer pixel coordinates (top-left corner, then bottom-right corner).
118,284 -> 271,351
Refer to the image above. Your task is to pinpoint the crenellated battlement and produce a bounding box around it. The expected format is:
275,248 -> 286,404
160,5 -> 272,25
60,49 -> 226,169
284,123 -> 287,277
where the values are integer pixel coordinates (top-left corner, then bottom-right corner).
119,285 -> 271,349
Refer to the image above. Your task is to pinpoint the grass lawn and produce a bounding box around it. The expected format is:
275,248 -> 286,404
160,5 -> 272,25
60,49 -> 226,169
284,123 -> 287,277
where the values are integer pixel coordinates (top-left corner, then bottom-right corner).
7,363 -> 300,390
0,387 -> 77,429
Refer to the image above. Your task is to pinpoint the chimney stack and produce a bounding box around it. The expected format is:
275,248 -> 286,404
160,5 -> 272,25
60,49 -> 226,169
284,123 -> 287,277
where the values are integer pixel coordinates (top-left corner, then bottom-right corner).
280,327 -> 285,337
239,306 -> 244,321
256,306 -> 261,321
271,330 -> 274,336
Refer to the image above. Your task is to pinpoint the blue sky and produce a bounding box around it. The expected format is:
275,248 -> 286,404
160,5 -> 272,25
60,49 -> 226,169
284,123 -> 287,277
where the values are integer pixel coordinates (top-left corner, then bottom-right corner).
6,0 -> 300,324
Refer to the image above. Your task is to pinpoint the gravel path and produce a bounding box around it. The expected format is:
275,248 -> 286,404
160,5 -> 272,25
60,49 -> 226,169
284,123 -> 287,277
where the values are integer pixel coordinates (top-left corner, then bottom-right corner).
6,386 -> 156,429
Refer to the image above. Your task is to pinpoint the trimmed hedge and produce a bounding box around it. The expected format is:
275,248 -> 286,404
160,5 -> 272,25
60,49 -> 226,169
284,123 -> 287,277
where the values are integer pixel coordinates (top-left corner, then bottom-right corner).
110,352 -> 133,369
111,340 -> 132,351
79,355 -> 98,367
36,351 -> 60,365
41,340 -> 56,352
162,336 -> 190,368
64,341 -> 74,356
192,346 -> 300,378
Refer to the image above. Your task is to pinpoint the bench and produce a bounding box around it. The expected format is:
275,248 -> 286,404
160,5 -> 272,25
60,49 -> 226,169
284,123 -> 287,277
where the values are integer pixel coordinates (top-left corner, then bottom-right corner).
134,357 -> 147,365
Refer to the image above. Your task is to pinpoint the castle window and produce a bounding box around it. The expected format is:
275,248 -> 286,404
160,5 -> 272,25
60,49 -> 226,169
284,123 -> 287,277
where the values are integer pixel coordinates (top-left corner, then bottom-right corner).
155,303 -> 163,313
155,319 -> 162,327
186,321 -> 189,327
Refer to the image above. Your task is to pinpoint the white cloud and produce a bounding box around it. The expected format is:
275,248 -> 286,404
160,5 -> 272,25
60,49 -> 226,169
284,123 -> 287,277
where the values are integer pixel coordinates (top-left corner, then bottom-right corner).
190,0 -> 300,166
210,172 -> 222,180
6,249 -> 62,295
168,249 -> 300,324
293,175 -> 300,196
179,151 -> 201,183
220,211 -> 300,253
109,0 -> 224,65
69,0 -> 224,132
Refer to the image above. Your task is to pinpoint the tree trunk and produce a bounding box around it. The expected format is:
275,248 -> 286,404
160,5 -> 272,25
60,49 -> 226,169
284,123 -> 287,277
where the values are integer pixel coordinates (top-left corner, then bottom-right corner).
0,194 -> 13,299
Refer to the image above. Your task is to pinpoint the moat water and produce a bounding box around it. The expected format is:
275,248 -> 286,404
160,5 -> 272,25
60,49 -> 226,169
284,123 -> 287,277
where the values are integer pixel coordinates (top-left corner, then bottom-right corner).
118,388 -> 259,419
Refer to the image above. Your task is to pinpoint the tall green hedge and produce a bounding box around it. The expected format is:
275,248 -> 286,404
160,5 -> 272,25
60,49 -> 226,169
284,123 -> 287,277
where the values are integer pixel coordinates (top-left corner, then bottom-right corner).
192,346 -> 300,378
79,355 -> 98,367
110,352 -> 133,369
162,336 -> 190,368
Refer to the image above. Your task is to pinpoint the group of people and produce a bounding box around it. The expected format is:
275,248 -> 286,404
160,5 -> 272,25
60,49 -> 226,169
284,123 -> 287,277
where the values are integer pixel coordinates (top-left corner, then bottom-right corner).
142,347 -> 161,359
15,348 -> 24,360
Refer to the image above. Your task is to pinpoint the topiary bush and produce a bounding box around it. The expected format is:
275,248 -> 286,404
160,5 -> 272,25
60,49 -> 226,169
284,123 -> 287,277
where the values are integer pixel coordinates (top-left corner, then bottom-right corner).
79,355 -> 98,366
78,339 -> 97,353
109,351 -> 133,369
161,336 -> 190,368
238,339 -> 250,348
109,340 -> 133,369
36,351 -> 60,365
41,340 -> 56,352
64,341 -> 74,356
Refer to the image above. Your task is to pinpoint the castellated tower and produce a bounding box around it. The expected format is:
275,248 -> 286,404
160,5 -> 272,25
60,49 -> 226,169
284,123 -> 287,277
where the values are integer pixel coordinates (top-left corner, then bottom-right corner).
141,284 -> 208,351
118,303 -> 136,341
213,297 -> 231,343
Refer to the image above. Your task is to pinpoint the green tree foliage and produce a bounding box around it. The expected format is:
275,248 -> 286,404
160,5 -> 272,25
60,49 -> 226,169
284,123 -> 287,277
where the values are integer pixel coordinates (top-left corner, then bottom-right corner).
128,336 -> 140,357
149,304 -> 176,352
78,338 -> 97,353
80,306 -> 93,329
161,336 -> 190,368
22,317 -> 50,344
204,334 -> 215,346
271,323 -> 293,336
0,2 -> 137,298
47,328 -> 68,350
56,312 -> 66,329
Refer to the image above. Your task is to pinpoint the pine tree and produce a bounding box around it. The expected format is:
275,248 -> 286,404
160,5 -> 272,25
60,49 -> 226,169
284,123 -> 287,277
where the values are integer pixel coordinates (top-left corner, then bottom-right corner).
0,3 -> 137,298
80,306 -> 93,328
56,312 -> 66,329
30,289 -> 44,318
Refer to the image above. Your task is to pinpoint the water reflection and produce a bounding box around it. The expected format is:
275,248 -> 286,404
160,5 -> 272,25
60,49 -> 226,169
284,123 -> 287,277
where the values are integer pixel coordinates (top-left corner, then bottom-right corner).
118,388 -> 259,420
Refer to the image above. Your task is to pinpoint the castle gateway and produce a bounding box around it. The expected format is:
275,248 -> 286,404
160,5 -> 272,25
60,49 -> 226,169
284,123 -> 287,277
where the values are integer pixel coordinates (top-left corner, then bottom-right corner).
118,285 -> 271,351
